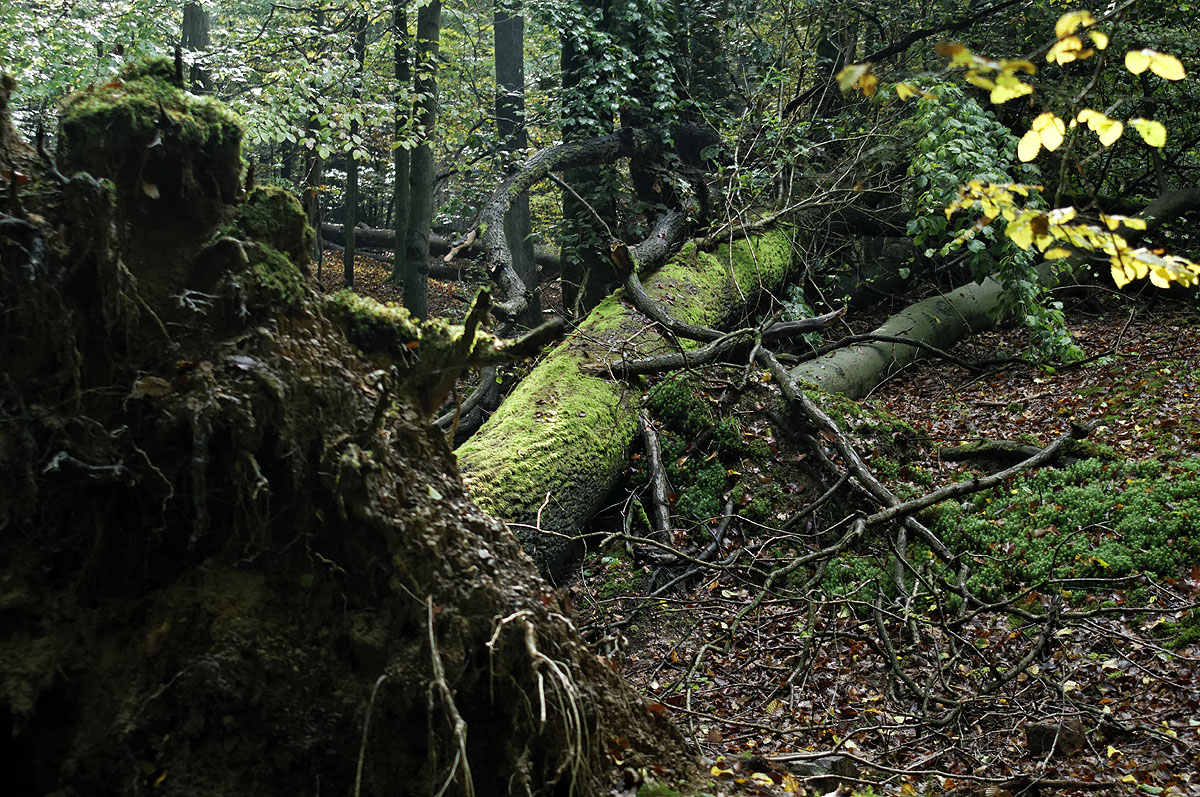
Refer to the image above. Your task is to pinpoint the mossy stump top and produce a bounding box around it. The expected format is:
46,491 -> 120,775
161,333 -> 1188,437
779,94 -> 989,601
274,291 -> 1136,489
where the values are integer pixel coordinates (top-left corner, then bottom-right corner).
58,57 -> 243,225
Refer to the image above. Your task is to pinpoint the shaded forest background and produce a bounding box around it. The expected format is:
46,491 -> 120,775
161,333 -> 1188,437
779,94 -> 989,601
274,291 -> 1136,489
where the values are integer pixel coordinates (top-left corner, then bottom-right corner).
3,0 -> 1200,795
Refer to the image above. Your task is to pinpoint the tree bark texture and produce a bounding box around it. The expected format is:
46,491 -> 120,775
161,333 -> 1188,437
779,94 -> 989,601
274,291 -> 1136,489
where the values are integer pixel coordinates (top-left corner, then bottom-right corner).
343,18 -> 366,290
404,0 -> 441,318
455,228 -> 797,580
495,1 -> 541,328
475,128 -> 657,321
181,2 -> 211,92
789,266 -> 1059,398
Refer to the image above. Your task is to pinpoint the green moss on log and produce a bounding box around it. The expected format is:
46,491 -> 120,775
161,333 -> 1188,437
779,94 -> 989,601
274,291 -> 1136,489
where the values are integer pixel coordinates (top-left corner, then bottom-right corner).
457,227 -> 796,577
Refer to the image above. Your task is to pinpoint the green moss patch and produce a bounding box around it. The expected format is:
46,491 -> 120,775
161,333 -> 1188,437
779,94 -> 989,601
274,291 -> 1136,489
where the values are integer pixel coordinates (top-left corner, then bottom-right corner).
58,57 -> 242,224
233,187 -> 313,268
934,456 -> 1200,592
329,290 -> 424,357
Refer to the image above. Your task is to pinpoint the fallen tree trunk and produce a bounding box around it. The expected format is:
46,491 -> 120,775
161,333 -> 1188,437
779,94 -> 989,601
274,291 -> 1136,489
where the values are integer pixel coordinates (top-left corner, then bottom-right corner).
321,222 -> 561,275
455,228 -> 798,579
322,239 -> 477,282
789,267 -> 1059,398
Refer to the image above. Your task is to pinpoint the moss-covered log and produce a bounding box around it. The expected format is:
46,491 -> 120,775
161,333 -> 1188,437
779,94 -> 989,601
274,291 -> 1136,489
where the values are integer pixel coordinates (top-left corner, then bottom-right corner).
455,230 -> 797,579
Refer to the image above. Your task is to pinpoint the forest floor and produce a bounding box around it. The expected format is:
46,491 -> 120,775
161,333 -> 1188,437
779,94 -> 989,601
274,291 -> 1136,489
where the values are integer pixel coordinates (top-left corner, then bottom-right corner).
330,258 -> 1200,796
313,248 -> 565,320
572,290 -> 1200,797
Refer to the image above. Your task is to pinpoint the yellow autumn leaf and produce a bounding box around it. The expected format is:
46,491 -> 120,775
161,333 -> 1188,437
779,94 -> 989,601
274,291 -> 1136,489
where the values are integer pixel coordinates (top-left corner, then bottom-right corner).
966,71 -> 995,91
782,773 -> 804,793
1129,118 -> 1167,147
895,82 -> 918,100
1017,128 -> 1042,162
936,41 -> 975,67
991,73 -> 1033,104
1048,35 -> 1085,65
1107,745 -> 1122,758
1126,49 -> 1187,81
1090,30 -> 1108,50
1048,206 -> 1076,225
836,62 -> 870,93
711,764 -> 735,778
1055,10 -> 1096,39
1097,118 -> 1123,146
1125,49 -> 1151,74
1044,247 -> 1072,259
750,773 -> 775,785
1112,261 -> 1132,288
1150,53 -> 1186,80
1000,58 -> 1037,75
1100,213 -> 1147,231
856,71 -> 878,96
1076,109 -> 1123,146
1032,111 -> 1066,150
1006,214 -> 1035,248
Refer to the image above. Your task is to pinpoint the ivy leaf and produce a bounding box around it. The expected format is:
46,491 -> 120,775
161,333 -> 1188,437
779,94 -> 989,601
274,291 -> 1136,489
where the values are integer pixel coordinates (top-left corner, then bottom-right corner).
1125,49 -> 1187,81
1129,118 -> 1167,148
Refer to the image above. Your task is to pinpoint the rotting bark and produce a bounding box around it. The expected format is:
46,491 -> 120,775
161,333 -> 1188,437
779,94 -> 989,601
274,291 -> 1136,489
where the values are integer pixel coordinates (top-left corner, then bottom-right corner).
0,65 -> 687,797
455,227 -> 798,580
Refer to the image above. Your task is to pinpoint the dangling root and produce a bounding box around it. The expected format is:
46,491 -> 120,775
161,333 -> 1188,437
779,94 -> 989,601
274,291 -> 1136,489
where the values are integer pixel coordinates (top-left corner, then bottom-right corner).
487,610 -> 586,796
429,597 -> 475,797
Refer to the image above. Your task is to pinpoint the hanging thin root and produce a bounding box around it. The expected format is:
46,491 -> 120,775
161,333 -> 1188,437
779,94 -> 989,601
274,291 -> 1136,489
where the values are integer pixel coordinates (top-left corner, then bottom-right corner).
487,610 -> 586,796
428,597 -> 475,797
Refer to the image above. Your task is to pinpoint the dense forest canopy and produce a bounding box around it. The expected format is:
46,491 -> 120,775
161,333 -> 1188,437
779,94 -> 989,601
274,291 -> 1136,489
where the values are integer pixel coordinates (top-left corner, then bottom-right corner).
3,0 -> 1200,795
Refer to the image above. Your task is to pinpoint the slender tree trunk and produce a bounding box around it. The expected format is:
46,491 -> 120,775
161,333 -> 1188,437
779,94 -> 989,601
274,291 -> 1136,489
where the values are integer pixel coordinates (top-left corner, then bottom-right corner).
495,0 -> 540,328
181,1 -> 211,92
303,8 -> 327,274
343,17 -> 367,290
404,0 -> 441,319
390,2 -> 411,285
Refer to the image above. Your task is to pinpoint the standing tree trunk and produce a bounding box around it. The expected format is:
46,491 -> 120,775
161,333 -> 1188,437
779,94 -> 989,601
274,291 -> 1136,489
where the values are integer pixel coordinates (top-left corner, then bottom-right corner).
302,8 -> 327,273
390,2 -> 411,285
180,1 -> 211,92
495,0 -> 540,328
343,16 -> 367,290
404,0 -> 442,319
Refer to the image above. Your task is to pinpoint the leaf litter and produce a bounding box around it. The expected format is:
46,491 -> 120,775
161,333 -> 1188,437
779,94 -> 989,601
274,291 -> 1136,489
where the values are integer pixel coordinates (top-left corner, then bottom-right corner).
577,292 -> 1200,796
